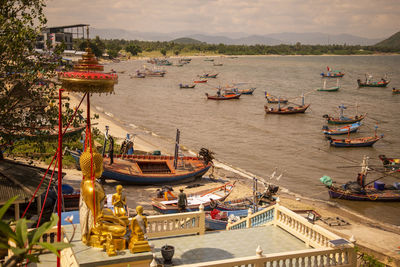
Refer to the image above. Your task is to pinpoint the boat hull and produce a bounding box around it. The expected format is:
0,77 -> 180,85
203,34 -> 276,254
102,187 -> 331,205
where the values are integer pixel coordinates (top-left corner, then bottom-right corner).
329,136 -> 381,147
206,93 -> 241,100
325,114 -> 366,124
317,86 -> 340,92
323,122 -> 361,136
328,187 -> 400,201
264,104 -> 310,114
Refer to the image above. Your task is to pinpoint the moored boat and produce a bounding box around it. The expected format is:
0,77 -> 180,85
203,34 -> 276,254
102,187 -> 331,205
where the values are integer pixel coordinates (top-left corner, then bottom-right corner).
194,79 -> 207,83
320,156 -> 400,201
213,63 -> 223,66
392,88 -> 400,94
322,122 -> 362,136
200,73 -> 218,79
323,104 -> 366,124
378,155 -> 400,172
179,84 -> 196,88
205,92 -> 241,100
317,79 -> 340,92
320,67 -> 344,78
69,151 -> 212,185
327,135 -> 382,147
264,92 -> 288,104
152,182 -> 236,214
265,104 -> 310,114
357,74 -> 390,87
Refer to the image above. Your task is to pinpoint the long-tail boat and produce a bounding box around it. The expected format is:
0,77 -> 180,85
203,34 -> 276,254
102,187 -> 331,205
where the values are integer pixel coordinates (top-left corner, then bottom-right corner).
200,73 -> 218,78
323,104 -> 366,124
317,79 -> 340,92
378,155 -> 400,172
265,94 -> 309,114
213,63 -> 223,66
264,92 -> 288,104
357,74 -> 390,87
205,92 -> 241,100
194,79 -> 207,83
204,58 -> 214,62
320,67 -> 344,78
238,87 -> 256,95
322,122 -> 362,136
320,156 -> 400,201
179,84 -> 196,88
327,131 -> 383,147
152,182 -> 236,214
392,88 -> 400,94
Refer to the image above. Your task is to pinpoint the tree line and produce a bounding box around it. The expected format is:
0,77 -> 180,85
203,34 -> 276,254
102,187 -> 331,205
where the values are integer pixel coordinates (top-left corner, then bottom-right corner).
74,37 -> 399,58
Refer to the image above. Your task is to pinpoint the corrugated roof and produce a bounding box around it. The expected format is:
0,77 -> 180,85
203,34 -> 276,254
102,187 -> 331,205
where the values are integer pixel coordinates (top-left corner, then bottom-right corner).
0,159 -> 56,205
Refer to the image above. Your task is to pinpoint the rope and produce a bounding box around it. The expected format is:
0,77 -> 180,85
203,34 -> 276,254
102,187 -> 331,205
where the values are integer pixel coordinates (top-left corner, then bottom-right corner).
21,92 -> 87,219
36,157 -> 58,227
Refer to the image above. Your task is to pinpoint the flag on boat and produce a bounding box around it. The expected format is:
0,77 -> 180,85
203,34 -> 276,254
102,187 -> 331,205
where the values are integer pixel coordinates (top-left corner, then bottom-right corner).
327,66 -> 331,72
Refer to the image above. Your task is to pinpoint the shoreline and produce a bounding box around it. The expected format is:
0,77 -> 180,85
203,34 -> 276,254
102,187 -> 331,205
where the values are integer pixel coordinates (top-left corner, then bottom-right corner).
64,92 -> 400,265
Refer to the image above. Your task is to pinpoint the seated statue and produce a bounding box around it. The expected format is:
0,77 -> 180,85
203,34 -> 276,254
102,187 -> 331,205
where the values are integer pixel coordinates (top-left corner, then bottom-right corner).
129,206 -> 151,254
79,148 -> 127,256
112,185 -> 127,217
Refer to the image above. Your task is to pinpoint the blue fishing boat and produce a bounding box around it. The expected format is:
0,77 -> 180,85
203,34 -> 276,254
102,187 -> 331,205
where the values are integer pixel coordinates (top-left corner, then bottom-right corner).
322,122 -> 362,136
327,135 -> 382,147
323,104 -> 366,124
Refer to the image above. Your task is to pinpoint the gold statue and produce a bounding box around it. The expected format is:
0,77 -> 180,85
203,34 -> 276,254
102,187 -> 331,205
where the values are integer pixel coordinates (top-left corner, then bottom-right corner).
79,148 -> 127,256
128,206 -> 151,254
112,185 -> 127,217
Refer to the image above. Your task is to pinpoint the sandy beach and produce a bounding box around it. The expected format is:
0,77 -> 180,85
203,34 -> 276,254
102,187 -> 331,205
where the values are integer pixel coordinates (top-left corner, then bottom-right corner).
57,91 -> 400,266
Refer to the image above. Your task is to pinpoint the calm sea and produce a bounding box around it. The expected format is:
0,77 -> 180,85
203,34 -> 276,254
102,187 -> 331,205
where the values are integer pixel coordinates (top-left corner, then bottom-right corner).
92,55 -> 400,226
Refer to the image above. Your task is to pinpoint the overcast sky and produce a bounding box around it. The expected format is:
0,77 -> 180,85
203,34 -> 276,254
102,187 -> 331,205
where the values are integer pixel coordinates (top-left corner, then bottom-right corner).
45,0 -> 400,38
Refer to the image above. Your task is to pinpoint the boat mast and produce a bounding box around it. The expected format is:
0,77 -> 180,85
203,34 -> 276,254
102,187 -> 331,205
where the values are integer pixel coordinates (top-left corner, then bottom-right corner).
323,79 -> 327,89
173,129 -> 180,169
361,155 -> 369,176
301,92 -> 304,106
338,104 -> 346,119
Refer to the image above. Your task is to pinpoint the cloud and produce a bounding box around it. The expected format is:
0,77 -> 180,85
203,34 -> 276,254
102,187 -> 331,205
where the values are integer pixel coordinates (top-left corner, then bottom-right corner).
44,0 -> 400,38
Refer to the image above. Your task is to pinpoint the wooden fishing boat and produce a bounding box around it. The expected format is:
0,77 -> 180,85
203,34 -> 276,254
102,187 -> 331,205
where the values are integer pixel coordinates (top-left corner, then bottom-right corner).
323,114 -> 366,124
327,135 -> 382,147
205,92 -> 241,100
69,151 -> 212,185
320,72 -> 344,78
392,88 -> 400,94
320,156 -> 400,201
237,87 -> 256,95
357,77 -> 390,87
378,155 -> 400,172
179,84 -> 196,88
200,73 -> 218,78
194,79 -> 207,83
265,104 -> 310,114
213,63 -> 223,66
152,182 -> 236,214
322,122 -> 362,136
204,58 -> 214,62
264,92 -> 288,104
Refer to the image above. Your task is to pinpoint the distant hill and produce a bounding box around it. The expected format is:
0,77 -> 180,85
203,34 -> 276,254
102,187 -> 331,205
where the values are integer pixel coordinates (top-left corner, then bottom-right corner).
89,28 -> 383,46
375,31 -> 400,48
170,37 -> 204,44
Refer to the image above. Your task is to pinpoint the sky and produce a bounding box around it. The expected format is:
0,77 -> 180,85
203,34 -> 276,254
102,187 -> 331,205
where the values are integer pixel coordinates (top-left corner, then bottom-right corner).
44,0 -> 400,39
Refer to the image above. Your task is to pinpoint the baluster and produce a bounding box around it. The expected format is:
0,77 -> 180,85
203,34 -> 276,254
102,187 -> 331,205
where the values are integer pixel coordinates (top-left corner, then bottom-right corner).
306,256 -> 312,267
293,257 -> 299,267
299,257 -> 305,267
337,252 -> 343,265
343,250 -> 349,264
313,255 -> 318,267
281,259 -> 287,267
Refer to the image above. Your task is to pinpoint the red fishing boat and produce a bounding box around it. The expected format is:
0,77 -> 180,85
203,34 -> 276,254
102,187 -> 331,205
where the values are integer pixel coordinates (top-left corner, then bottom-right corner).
194,79 -> 207,83
265,104 -> 310,114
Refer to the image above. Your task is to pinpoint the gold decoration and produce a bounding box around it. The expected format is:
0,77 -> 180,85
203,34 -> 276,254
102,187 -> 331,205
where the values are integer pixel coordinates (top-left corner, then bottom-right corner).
129,206 -> 151,254
112,185 -> 127,218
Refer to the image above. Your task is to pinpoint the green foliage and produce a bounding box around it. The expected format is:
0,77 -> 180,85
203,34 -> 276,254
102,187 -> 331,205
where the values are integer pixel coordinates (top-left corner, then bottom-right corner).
0,198 -> 72,266
160,48 -> 167,56
355,246 -> 385,267
126,44 -> 142,56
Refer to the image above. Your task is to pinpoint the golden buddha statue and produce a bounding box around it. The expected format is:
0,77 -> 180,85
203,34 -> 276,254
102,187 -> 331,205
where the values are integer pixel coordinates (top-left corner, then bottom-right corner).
112,185 -> 127,217
128,206 -> 151,254
79,148 -> 127,256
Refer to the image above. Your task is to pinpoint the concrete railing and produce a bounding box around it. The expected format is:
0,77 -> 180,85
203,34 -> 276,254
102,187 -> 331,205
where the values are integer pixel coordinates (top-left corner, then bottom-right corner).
177,246 -> 356,267
227,205 -> 275,230
275,205 -> 342,248
226,202 -> 344,249
146,206 -> 205,239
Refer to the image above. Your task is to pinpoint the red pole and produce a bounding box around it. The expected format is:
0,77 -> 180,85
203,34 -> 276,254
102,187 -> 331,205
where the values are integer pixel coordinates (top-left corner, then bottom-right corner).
57,88 -> 64,267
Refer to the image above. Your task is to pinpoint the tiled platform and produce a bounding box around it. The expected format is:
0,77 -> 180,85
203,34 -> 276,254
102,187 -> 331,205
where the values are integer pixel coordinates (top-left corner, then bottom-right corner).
150,225 -> 307,265
33,224 -> 307,266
